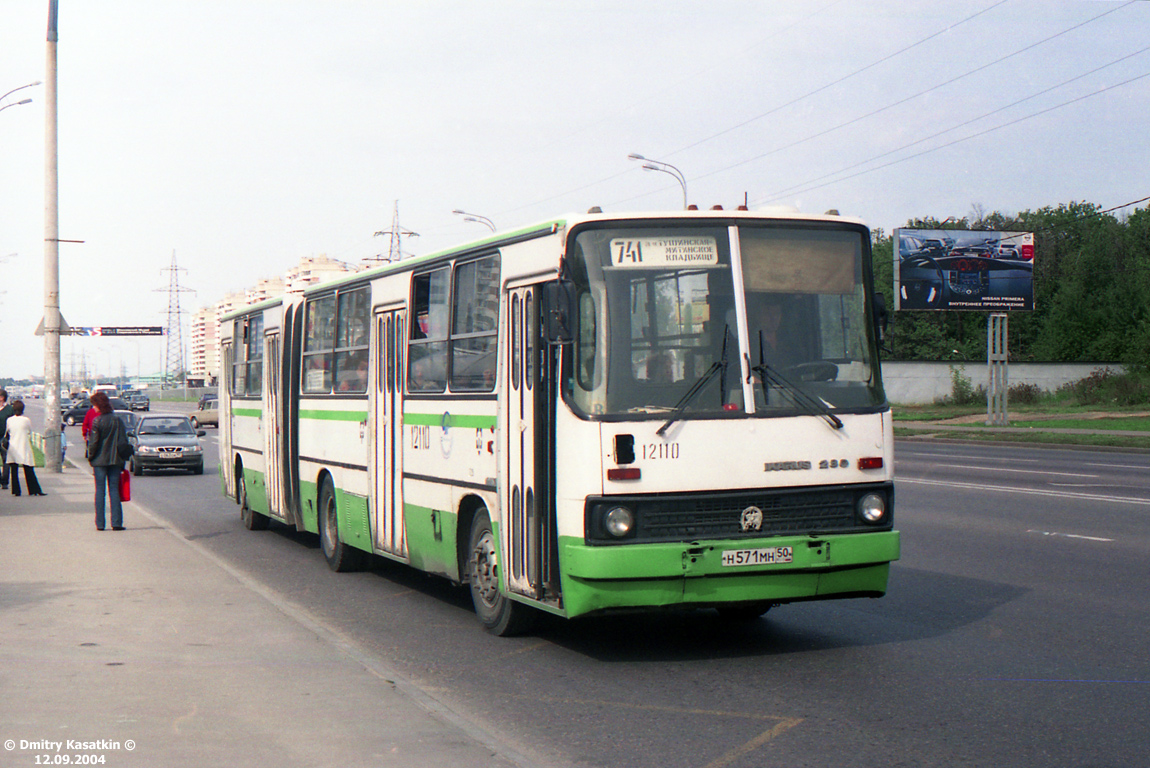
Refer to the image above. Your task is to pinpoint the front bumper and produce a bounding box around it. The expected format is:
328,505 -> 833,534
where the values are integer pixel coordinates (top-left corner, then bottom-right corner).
135,452 -> 203,471
558,530 -> 900,618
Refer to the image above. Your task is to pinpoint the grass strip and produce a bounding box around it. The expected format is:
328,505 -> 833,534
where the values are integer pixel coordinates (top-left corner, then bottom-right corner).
894,427 -> 1150,451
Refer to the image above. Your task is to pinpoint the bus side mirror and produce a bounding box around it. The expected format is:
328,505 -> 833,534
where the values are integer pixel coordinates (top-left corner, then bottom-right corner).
873,292 -> 889,348
541,281 -> 575,344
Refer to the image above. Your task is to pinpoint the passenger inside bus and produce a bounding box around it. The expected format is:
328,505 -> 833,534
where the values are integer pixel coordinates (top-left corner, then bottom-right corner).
747,292 -> 806,369
337,352 -> 368,392
409,348 -> 446,392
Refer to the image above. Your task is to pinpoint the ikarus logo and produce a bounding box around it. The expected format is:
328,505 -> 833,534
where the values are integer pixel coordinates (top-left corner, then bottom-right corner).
764,460 -> 812,472
440,411 -> 454,458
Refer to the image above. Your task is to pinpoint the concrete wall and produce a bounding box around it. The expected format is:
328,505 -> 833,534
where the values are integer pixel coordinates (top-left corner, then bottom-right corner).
881,361 -> 1125,405
145,371 -> 1121,407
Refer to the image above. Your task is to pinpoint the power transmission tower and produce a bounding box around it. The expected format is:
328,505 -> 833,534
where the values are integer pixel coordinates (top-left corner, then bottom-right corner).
371,200 -> 419,263
157,251 -> 195,387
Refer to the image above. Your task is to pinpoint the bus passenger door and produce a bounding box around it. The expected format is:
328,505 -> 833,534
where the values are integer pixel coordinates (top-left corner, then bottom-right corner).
370,309 -> 407,558
220,342 -> 235,495
504,286 -> 558,603
263,333 -> 285,520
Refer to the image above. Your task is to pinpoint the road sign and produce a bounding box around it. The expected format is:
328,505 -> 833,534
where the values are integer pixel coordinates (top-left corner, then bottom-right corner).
77,326 -> 165,336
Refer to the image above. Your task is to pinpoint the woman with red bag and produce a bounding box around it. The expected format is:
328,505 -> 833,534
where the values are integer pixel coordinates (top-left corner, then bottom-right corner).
86,391 -> 129,531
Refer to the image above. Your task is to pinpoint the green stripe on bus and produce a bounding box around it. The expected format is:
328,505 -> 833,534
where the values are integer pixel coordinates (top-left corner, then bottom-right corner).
404,412 -> 497,429
300,409 -> 368,421
233,408 -> 262,418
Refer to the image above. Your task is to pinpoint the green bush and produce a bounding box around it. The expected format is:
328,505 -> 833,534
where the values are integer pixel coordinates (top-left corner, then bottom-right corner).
1009,382 -> 1043,405
940,365 -> 986,406
1056,368 -> 1150,406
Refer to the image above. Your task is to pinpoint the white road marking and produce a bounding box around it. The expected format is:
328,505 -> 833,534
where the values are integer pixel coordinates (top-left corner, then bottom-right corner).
1027,530 -> 1114,543
898,477 -> 1150,506
945,464 -> 1099,478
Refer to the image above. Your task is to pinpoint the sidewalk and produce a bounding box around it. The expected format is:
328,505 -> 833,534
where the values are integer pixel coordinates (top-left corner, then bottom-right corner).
0,463 -> 528,768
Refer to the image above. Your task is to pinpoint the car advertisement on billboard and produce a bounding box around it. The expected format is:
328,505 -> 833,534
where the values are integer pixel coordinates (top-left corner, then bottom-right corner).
894,229 -> 1034,311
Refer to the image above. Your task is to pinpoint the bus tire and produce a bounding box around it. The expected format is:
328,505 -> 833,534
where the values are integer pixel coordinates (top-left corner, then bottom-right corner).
319,481 -> 363,572
239,470 -> 269,531
467,510 -> 534,636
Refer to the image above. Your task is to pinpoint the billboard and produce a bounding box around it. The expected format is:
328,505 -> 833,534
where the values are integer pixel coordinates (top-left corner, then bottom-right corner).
894,229 -> 1034,311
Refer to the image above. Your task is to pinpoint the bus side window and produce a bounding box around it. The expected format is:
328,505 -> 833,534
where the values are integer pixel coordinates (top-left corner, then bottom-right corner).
450,254 -> 499,392
524,291 -> 534,390
576,292 -> 597,390
511,294 -> 521,391
333,287 -> 370,393
303,295 -> 335,393
246,314 -> 264,395
408,269 -> 448,392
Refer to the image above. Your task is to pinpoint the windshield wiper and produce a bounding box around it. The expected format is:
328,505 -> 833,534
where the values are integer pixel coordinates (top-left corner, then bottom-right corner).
752,362 -> 842,430
753,330 -> 842,430
656,325 -> 730,436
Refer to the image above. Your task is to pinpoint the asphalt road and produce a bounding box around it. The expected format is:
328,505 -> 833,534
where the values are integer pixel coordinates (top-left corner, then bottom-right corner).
34,402 -> 1150,767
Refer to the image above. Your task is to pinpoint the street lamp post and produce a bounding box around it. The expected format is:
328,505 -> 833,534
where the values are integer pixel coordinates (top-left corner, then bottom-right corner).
0,80 -> 41,113
452,209 -> 496,232
0,98 -> 33,114
43,4 -> 62,472
628,153 -> 688,210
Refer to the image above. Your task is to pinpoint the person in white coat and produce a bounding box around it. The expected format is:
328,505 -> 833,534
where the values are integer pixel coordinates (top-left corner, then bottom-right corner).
4,400 -> 45,496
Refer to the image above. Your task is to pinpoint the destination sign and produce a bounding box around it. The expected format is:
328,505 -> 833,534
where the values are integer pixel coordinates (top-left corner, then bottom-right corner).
610,236 -> 719,268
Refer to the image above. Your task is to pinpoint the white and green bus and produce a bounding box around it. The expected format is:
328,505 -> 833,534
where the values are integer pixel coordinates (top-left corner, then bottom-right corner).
219,208 -> 899,634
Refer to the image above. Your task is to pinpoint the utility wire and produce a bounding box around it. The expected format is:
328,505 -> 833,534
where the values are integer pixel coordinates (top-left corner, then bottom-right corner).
694,0 -> 1142,192
665,0 -> 1011,159
499,0 -> 1011,217
1026,195 -> 1150,235
762,42 -> 1150,202
538,0 -> 848,152
753,68 -> 1150,205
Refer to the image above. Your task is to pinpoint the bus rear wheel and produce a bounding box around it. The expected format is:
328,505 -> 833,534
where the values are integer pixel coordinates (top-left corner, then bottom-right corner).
319,481 -> 364,572
238,470 -> 268,531
467,511 -> 533,636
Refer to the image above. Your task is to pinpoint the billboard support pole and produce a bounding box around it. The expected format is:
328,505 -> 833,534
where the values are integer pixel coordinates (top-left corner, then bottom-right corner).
987,313 -> 1009,426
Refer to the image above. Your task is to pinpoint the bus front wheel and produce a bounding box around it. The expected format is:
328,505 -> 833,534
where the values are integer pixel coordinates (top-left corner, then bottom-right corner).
319,482 -> 364,572
467,511 -> 533,636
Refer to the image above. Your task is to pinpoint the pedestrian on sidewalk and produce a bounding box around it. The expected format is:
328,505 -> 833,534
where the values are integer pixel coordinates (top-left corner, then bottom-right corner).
0,388 -> 13,489
4,400 -> 46,497
86,391 -> 128,531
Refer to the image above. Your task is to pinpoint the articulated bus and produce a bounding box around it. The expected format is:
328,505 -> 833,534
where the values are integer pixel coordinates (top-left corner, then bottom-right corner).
219,208 -> 899,635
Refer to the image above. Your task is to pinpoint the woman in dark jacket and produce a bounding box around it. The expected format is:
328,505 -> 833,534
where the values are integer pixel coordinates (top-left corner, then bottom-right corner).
86,391 -> 127,531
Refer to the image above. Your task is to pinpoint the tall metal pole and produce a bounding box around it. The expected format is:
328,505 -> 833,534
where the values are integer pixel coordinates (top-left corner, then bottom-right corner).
987,313 -> 1009,426
43,0 -> 62,472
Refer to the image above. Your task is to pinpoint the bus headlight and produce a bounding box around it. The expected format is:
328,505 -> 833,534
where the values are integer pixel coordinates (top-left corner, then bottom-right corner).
604,506 -> 635,538
858,493 -> 886,524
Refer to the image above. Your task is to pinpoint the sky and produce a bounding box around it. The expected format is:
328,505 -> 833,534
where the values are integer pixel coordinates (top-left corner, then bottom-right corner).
2,0 -> 1147,381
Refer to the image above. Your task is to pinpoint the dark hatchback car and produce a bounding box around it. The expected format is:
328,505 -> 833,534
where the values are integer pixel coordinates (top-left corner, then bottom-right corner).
62,397 -> 130,425
128,413 -> 206,475
124,390 -> 151,411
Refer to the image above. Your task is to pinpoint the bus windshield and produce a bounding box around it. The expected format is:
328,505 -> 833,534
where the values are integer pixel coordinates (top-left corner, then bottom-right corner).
565,222 -> 884,420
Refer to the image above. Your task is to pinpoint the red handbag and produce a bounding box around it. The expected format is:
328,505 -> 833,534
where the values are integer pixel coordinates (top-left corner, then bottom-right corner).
119,469 -> 131,502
